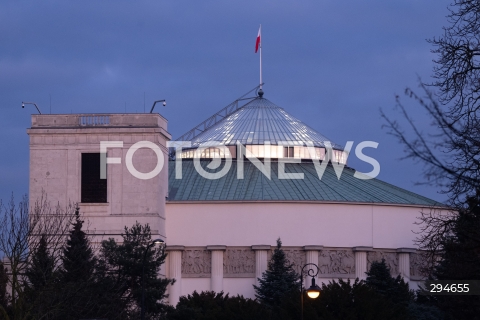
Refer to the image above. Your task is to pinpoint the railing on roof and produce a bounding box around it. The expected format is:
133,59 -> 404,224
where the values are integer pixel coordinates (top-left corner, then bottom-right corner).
30,114 -> 165,128
79,115 -> 110,126
174,84 -> 263,142
168,84 -> 263,159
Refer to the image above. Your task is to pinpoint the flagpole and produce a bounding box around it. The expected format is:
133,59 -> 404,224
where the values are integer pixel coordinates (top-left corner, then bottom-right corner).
259,24 -> 262,90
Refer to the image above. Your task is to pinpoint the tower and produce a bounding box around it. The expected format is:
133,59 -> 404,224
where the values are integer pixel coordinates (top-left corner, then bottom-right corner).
27,113 -> 171,241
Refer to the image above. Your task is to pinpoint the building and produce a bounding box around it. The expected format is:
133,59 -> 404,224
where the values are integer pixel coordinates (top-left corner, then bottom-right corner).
27,91 -> 439,306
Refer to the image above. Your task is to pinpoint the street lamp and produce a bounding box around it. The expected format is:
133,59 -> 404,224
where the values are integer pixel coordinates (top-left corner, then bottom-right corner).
149,99 -> 166,113
22,101 -> 42,114
300,263 -> 321,320
141,238 -> 165,320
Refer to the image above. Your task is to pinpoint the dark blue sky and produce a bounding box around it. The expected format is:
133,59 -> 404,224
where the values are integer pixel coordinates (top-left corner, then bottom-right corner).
0,0 -> 451,203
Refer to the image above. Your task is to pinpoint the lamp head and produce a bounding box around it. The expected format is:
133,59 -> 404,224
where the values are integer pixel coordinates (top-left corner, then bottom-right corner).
163,101 -> 166,106
152,238 -> 165,246
306,278 -> 321,299
22,102 -> 24,108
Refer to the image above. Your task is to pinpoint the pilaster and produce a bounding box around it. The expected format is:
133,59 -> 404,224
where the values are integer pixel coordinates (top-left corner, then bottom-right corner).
207,245 -> 227,292
397,248 -> 416,282
303,245 -> 323,288
166,245 -> 184,306
352,246 -> 373,280
252,245 -> 271,286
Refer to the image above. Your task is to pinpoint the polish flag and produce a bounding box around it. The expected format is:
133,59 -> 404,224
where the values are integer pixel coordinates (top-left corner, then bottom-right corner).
255,26 -> 261,53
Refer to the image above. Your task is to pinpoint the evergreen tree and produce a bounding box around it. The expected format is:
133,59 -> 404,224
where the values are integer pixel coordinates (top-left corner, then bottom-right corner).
57,206 -> 124,319
61,206 -> 96,283
100,222 -> 174,319
25,236 -> 56,291
166,291 -> 268,320
0,260 -> 10,318
305,278 -> 401,320
406,301 -> 444,320
23,235 -> 59,319
253,238 -> 300,308
365,259 -> 414,317
430,195 -> 480,319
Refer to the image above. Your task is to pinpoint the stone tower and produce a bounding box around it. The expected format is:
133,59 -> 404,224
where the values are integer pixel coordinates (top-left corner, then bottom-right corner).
27,113 -> 171,241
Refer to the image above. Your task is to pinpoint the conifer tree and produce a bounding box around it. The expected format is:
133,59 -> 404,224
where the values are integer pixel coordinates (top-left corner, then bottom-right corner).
305,279 -> 401,320
429,195 -> 480,319
166,291 -> 268,320
23,235 -> 59,318
253,238 -> 300,307
100,222 -> 174,319
0,260 -> 9,317
25,236 -> 56,291
365,259 -> 413,317
57,206 -> 116,319
61,206 -> 96,283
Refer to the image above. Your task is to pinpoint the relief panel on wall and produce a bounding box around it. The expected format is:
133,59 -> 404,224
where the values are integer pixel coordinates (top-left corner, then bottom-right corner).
410,252 -> 427,280
223,248 -> 255,278
367,251 -> 399,276
182,249 -> 211,278
179,247 -> 418,281
318,249 -> 355,276
267,248 -> 306,275
285,249 -> 306,275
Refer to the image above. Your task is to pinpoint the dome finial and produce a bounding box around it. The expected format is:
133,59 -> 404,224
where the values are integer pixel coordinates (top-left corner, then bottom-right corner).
258,88 -> 264,98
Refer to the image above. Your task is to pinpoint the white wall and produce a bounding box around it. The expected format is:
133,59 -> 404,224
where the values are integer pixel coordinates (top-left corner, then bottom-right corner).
166,201 -> 426,248
165,201 -> 433,302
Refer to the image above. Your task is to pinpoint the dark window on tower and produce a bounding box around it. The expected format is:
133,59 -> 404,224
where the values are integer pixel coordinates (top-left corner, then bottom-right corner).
81,153 -> 107,203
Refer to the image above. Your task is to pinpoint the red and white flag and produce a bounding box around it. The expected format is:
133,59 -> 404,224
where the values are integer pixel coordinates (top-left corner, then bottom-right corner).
255,26 -> 261,53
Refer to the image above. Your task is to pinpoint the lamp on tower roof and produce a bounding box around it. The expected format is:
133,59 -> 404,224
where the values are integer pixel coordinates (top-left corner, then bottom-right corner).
21,101 -> 42,114
149,99 -> 167,113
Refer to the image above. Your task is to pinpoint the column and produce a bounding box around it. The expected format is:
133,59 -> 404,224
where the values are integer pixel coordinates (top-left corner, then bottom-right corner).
166,245 -> 184,306
207,245 -> 226,292
252,245 -> 271,286
397,248 -> 416,283
303,245 -> 323,288
352,246 -> 373,280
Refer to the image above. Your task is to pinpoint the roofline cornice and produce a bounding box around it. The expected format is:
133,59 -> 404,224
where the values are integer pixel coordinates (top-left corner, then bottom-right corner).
166,199 -> 449,210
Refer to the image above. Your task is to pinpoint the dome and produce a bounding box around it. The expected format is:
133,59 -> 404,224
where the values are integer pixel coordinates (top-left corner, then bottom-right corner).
188,98 -> 343,149
176,97 -> 346,162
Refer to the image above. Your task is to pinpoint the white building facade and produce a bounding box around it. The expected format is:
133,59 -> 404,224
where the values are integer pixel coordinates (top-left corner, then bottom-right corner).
27,96 -> 438,307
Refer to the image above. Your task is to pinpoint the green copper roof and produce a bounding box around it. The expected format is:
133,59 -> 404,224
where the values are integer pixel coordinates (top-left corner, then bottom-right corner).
167,160 -> 439,206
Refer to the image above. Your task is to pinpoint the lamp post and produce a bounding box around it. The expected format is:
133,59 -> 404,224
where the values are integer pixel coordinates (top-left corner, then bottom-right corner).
21,101 -> 42,114
300,263 -> 321,320
141,238 -> 165,320
149,99 -> 166,113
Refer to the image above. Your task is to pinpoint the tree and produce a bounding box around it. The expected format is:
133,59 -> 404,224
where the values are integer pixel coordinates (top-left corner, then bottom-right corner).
424,195 -> 480,319
166,291 -> 268,320
433,196 -> 480,281
23,235 -> 60,319
55,206 -> 99,319
382,0 -> 480,208
365,259 -> 414,317
56,206 -> 125,320
99,222 -> 174,319
253,238 -> 300,308
0,261 -> 10,319
61,207 -> 96,283
25,236 -> 56,292
381,2 -> 480,317
0,193 -> 76,319
303,278 -> 401,320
